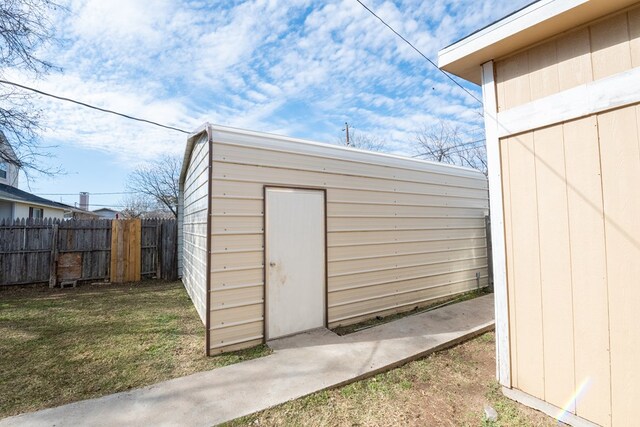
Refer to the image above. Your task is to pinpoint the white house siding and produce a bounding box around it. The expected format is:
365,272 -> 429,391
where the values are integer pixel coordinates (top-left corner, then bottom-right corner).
180,134 -> 210,324
12,202 -> 64,220
0,164 -> 19,187
206,129 -> 489,354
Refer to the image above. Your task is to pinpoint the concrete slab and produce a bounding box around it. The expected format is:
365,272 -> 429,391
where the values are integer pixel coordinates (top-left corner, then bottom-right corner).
0,294 -> 495,427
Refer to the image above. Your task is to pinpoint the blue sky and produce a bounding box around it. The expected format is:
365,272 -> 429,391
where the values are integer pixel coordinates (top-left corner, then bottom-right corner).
10,0 -> 530,209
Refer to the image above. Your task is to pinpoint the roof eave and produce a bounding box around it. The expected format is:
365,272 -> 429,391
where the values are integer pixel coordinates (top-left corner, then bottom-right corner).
179,123 -> 211,186
438,0 -> 638,84
0,195 -> 69,211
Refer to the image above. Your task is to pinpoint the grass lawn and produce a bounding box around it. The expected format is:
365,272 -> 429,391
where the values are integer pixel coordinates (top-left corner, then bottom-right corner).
0,281 -> 271,419
224,332 -> 557,427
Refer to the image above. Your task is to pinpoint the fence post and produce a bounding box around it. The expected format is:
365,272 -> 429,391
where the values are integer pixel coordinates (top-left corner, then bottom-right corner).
49,223 -> 59,288
485,214 -> 494,292
156,222 -> 163,279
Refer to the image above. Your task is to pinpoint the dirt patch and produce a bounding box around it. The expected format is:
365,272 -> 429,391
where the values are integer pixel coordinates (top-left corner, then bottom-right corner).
332,289 -> 489,336
225,332 -> 556,427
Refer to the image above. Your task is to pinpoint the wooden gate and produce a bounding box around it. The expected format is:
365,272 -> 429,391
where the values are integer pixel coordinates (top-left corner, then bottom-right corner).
110,219 -> 141,283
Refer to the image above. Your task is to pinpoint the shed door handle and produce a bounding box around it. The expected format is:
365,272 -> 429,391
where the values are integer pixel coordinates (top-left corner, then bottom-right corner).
269,262 -> 276,267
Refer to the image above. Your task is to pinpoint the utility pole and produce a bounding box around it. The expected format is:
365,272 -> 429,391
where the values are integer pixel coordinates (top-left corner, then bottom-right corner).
343,122 -> 350,146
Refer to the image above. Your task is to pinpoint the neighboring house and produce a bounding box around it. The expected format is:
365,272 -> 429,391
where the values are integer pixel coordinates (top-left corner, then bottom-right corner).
92,208 -> 121,219
64,209 -> 100,220
0,135 -> 76,221
439,1 -> 640,425
0,183 -> 73,220
0,133 -> 20,189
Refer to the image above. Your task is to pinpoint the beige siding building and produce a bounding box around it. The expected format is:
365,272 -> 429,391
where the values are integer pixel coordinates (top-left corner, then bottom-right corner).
179,124 -> 489,355
440,1 -> 640,426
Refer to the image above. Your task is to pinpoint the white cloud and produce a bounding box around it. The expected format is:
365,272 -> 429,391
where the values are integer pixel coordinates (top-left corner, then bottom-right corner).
16,0 -> 532,169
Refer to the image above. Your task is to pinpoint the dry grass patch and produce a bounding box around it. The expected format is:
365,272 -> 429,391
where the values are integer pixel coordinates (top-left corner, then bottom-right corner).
0,281 -> 270,418
225,332 -> 556,427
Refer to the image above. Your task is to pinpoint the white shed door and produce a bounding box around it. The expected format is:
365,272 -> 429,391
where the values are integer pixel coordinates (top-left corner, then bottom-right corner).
265,188 -> 325,340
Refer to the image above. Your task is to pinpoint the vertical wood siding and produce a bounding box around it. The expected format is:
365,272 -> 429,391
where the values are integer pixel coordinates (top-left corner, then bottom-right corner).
495,3 -> 640,112
181,135 -> 209,324
500,104 -> 640,426
206,138 -> 489,354
489,3 -> 640,426
597,106 -> 640,426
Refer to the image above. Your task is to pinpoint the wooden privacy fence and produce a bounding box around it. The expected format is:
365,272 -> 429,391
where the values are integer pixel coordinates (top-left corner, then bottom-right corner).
0,218 -> 177,287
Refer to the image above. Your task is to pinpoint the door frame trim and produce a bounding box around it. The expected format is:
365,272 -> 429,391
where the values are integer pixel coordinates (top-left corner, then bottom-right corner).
263,185 -> 328,342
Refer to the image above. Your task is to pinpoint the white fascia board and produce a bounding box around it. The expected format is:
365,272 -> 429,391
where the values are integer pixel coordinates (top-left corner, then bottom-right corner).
438,0 -> 638,84
497,67 -> 640,137
206,124 -> 487,181
179,125 -> 210,186
439,0 -> 583,67
482,61 -> 511,387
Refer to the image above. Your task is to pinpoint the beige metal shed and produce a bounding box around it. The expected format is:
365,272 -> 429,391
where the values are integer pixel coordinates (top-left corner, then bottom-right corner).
439,1 -> 640,426
178,124 -> 489,356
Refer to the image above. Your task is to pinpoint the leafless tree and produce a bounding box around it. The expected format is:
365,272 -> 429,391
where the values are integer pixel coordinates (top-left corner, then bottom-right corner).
119,194 -> 156,219
0,0 -> 64,176
414,121 -> 487,175
126,155 -> 180,218
338,127 -> 387,152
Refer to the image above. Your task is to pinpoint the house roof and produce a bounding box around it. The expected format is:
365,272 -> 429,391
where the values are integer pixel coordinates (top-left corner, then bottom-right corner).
438,0 -> 639,84
0,183 -> 75,211
92,208 -> 120,213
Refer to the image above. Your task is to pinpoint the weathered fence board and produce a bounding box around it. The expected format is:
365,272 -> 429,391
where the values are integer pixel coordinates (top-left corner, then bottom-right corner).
0,218 -> 56,285
0,217 -> 177,286
160,220 -> 178,281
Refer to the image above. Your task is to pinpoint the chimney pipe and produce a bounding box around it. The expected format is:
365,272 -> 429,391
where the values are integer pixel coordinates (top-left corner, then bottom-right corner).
79,192 -> 89,211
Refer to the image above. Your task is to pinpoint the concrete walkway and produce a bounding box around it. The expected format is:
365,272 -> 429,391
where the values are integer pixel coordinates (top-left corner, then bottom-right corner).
0,294 -> 495,427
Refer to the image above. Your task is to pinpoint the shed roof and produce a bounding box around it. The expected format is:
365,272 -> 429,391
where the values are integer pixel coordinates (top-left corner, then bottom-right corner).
438,0 -> 639,84
180,123 -> 486,188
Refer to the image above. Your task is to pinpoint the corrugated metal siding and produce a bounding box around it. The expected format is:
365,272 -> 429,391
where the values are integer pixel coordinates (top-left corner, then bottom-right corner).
495,3 -> 640,112
208,137 -> 489,354
181,135 -> 209,324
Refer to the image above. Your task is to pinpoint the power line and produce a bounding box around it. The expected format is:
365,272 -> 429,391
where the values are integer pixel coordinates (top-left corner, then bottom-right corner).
353,0 -> 483,105
0,79 -> 190,134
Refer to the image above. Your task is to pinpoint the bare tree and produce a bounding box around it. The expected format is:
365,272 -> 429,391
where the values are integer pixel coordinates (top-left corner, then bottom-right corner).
126,155 -> 180,218
338,126 -> 387,152
414,121 -> 487,175
0,0 -> 64,175
119,194 -> 156,219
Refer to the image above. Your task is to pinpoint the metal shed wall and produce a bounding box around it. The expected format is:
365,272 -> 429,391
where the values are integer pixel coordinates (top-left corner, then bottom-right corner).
493,4 -> 640,426
205,128 -> 489,354
180,133 -> 210,324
